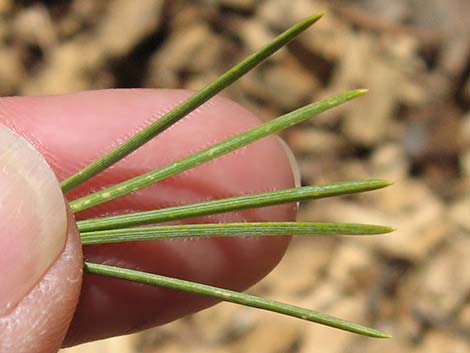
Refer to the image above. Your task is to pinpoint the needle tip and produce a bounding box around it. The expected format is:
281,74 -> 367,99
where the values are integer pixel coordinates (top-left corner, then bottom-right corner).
367,179 -> 393,189
305,12 -> 325,25
363,327 -> 393,339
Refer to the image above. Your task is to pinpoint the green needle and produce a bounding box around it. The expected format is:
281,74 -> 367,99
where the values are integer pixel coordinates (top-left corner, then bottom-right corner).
84,262 -> 392,338
80,222 -> 393,245
60,13 -> 324,193
70,89 -> 367,213
77,179 -> 390,232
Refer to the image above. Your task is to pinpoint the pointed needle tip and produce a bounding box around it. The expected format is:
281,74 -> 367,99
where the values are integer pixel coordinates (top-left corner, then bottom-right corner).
306,12 -> 325,25
380,226 -> 395,234
356,88 -> 369,95
365,328 -> 392,339
368,179 -> 393,188
367,225 -> 395,235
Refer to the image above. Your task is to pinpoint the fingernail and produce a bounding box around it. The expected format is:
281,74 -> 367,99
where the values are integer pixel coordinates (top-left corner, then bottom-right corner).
277,136 -> 301,188
0,126 -> 67,315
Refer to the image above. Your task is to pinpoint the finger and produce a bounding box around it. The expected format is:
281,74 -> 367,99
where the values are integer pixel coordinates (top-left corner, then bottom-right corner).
0,89 -> 298,345
0,127 -> 82,353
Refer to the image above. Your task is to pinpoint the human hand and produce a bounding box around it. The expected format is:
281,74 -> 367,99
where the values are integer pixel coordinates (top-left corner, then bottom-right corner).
0,89 -> 298,352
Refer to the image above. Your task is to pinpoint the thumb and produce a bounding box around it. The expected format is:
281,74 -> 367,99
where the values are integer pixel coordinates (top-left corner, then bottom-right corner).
0,126 -> 83,353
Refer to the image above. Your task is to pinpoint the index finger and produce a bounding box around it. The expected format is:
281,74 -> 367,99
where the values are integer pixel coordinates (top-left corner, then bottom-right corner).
0,89 -> 297,345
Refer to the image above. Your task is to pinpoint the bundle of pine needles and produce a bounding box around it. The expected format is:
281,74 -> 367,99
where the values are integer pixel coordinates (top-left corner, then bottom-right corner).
62,14 -> 392,338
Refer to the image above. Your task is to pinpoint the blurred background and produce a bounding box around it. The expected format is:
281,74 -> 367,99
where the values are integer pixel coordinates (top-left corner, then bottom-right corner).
1,0 -> 468,352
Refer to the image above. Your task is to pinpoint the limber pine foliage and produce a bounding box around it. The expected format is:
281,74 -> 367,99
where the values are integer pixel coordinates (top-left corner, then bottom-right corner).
64,13 -> 393,338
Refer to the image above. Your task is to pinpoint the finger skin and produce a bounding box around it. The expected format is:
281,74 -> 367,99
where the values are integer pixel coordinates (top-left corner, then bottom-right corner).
0,209 -> 83,353
0,89 -> 296,345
